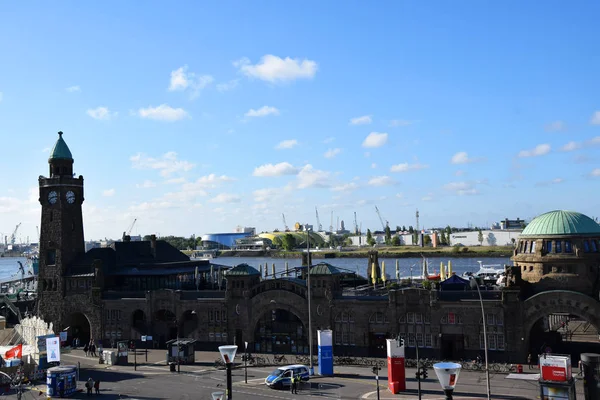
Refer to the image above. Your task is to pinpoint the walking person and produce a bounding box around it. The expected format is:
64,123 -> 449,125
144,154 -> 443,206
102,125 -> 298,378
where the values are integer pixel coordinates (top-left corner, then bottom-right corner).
527,353 -> 533,369
83,343 -> 89,357
94,379 -> 100,394
90,342 -> 97,357
85,378 -> 94,396
290,372 -> 297,394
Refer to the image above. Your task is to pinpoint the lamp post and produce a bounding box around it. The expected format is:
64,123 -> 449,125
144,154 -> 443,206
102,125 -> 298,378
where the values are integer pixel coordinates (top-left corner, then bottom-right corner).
219,345 -> 238,400
305,224 -> 314,375
470,277 -> 491,400
244,341 -> 248,384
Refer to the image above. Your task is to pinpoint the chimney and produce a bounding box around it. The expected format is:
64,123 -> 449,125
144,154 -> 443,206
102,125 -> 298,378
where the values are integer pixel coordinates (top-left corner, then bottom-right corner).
150,234 -> 157,258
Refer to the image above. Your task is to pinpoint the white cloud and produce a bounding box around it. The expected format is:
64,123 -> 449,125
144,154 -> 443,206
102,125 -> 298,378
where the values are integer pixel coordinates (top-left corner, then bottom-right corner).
165,177 -> 186,184
65,85 -> 80,93
350,115 -> 372,125
443,181 -> 478,195
275,139 -> 298,150
253,162 -> 298,177
450,151 -> 483,164
235,55 -> 318,83
245,106 -> 280,118
396,193 -> 404,198
517,143 -> 551,158
136,180 -> 156,189
455,170 -> 466,176
362,132 -> 388,148
368,176 -> 395,186
138,104 -> 189,121
130,151 -> 195,177
323,137 -> 335,144
182,174 -> 235,190
587,136 -> 600,145
86,106 -> 116,120
590,111 -> 600,125
297,165 -> 331,189
591,168 -> 600,177
545,120 -> 566,132
324,148 -> 341,158
209,193 -> 241,203
253,187 -> 284,202
371,163 -> 377,169
216,79 -> 239,92
389,119 -> 415,127
102,189 -> 115,197
561,141 -> 580,152
331,183 -> 358,192
421,195 -> 433,202
168,65 -> 214,98
390,162 -> 428,172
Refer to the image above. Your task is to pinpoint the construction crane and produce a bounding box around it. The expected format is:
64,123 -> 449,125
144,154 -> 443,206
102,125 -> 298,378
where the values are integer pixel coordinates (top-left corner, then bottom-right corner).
329,211 -> 334,233
315,207 -> 322,232
354,212 -> 359,235
126,218 -> 137,236
10,223 -> 21,245
416,209 -> 420,232
282,213 -> 290,232
375,206 -> 389,231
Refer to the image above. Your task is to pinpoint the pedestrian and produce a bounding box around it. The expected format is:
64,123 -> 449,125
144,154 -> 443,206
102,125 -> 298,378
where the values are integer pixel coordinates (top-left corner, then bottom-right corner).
94,379 -> 100,394
527,353 -> 533,369
290,372 -> 296,394
85,378 -> 94,396
83,343 -> 89,357
90,342 -> 97,357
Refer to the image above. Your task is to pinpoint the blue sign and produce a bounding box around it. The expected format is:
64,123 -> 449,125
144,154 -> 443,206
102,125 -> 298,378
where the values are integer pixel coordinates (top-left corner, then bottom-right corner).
317,330 -> 333,376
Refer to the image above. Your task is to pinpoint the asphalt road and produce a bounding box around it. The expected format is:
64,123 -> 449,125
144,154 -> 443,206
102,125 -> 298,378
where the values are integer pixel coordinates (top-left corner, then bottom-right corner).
4,350 -> 587,399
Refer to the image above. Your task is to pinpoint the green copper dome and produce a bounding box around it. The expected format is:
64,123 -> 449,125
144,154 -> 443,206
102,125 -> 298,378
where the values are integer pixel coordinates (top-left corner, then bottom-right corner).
520,210 -> 600,237
48,131 -> 73,161
226,263 -> 260,276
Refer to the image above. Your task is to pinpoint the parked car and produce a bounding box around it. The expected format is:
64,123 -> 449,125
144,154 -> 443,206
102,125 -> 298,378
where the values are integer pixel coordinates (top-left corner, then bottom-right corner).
265,365 -> 310,389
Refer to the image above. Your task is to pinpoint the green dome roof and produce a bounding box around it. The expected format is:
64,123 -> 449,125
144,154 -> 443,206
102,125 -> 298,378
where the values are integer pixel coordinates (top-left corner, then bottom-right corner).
226,263 -> 260,276
520,210 -> 600,237
310,262 -> 341,275
49,131 -> 73,161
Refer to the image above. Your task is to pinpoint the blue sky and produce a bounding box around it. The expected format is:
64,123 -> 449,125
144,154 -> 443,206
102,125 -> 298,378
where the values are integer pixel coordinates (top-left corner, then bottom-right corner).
1,1 -> 600,241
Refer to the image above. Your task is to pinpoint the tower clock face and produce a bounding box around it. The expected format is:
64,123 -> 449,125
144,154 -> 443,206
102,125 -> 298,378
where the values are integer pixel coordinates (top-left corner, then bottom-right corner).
66,191 -> 76,204
48,191 -> 58,204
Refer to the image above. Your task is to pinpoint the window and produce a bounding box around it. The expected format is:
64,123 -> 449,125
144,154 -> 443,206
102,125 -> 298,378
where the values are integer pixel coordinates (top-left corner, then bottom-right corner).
46,249 -> 56,266
565,241 -> 572,253
497,334 -> 505,350
215,311 -> 220,322
407,313 -> 414,324
408,333 -> 416,347
531,241 -> 536,253
424,334 -> 432,348
583,240 -> 590,253
448,312 -> 456,325
488,334 -> 497,350
335,331 -> 342,345
496,314 -> 504,326
416,333 -> 424,347
209,310 -> 214,322
342,312 -> 348,322
415,313 -> 423,324
556,241 -> 562,253
486,314 -> 495,325
335,312 -> 355,346
222,310 -> 227,322
523,241 -> 529,253
592,240 -> 598,252
424,313 -> 430,324
546,241 -> 552,253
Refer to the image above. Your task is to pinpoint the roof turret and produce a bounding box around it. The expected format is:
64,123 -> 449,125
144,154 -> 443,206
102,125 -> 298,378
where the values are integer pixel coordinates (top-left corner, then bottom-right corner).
49,131 -> 73,162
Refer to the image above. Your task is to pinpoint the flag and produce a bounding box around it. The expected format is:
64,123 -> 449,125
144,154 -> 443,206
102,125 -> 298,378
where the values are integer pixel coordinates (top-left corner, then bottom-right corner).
5,344 -> 22,359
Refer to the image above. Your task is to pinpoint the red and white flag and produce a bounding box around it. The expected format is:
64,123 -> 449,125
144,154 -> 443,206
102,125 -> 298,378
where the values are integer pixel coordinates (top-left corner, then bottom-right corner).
5,344 -> 22,359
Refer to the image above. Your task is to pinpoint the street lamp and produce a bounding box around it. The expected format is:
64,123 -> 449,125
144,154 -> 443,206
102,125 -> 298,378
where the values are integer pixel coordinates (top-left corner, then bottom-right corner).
433,362 -> 462,400
219,345 -> 238,400
211,392 -> 225,400
470,277 -> 491,400
305,224 -> 314,375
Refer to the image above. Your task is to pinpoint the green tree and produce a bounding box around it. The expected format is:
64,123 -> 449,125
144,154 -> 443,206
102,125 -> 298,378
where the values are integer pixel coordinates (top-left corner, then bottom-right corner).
408,226 -> 414,233
272,236 -> 283,248
281,234 -> 296,251
384,225 -> 392,245
402,225 -> 407,232
439,231 -> 447,245
391,235 -> 401,246
366,229 -> 376,246
477,229 -> 484,246
423,235 -> 432,246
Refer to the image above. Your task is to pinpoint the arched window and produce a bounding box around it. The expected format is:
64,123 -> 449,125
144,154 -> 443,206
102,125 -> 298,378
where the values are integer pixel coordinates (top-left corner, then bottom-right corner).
369,312 -> 389,324
479,313 -> 505,351
441,312 -> 462,325
399,312 -> 432,348
334,311 -> 355,346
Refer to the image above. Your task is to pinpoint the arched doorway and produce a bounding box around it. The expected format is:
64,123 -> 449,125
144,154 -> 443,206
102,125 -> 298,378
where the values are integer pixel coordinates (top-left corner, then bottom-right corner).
524,291 -> 600,364
66,312 -> 91,345
132,309 -> 147,337
180,310 -> 199,337
254,309 -> 307,354
153,309 -> 176,348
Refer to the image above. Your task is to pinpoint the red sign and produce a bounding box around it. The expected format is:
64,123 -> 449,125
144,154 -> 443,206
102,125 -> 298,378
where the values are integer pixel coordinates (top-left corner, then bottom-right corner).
539,355 -> 571,382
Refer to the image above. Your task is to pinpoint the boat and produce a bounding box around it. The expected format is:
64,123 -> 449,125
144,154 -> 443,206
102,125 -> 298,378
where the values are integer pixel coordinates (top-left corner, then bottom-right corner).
463,261 -> 505,284
191,249 -> 218,260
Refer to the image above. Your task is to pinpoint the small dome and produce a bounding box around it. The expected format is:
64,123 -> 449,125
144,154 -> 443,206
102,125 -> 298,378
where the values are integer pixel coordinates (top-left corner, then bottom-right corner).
49,131 -> 73,161
520,210 -> 600,237
226,263 -> 260,276
310,262 -> 341,275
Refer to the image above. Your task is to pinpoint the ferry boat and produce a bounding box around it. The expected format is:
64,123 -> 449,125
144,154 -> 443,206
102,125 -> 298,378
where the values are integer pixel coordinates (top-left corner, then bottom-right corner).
462,261 -> 505,284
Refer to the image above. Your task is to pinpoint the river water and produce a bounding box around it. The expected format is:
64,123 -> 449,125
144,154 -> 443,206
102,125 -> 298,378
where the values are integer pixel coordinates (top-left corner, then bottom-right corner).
0,255 -> 513,281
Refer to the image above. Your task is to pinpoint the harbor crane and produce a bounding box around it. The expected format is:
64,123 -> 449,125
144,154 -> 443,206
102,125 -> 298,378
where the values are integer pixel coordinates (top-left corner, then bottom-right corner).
282,213 -> 290,232
10,223 -> 21,245
315,207 -> 323,232
354,212 -> 359,235
375,206 -> 389,231
126,218 -> 137,236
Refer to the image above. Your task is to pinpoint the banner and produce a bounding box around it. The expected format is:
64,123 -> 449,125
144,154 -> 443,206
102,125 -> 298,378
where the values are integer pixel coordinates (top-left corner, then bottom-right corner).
59,332 -> 68,342
46,337 -> 61,362
5,344 -> 22,359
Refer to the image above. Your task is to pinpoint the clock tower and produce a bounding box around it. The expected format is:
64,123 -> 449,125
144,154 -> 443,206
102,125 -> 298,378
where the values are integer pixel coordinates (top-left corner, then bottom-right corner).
37,131 -> 85,325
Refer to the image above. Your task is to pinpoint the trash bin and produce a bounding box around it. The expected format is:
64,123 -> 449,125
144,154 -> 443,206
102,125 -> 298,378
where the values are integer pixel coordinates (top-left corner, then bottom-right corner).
517,364 -> 523,373
169,362 -> 176,372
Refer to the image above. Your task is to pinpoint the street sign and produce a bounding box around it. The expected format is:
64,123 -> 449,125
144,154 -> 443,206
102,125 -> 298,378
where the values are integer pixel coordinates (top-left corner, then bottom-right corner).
146,335 -> 153,341
141,336 -> 147,342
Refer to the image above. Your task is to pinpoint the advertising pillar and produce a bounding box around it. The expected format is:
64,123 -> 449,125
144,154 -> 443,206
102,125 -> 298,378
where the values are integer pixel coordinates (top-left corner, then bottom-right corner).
581,353 -> 600,400
538,354 -> 577,400
386,338 -> 406,393
317,330 -> 333,376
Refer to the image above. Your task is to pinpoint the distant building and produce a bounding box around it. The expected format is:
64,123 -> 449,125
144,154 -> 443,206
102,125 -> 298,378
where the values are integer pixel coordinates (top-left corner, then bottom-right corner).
500,218 -> 525,230
235,226 -> 256,235
200,232 -> 254,249
450,230 -> 521,247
